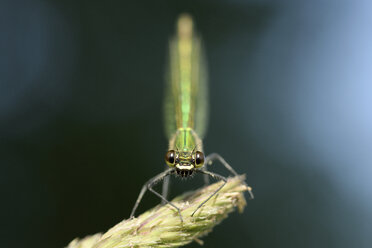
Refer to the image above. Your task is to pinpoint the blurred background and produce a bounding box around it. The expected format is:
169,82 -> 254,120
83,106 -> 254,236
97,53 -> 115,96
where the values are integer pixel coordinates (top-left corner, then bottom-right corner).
1,0 -> 371,247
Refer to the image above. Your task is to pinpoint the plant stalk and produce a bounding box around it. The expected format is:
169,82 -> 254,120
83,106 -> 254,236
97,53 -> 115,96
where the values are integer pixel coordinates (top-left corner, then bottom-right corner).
66,175 -> 251,248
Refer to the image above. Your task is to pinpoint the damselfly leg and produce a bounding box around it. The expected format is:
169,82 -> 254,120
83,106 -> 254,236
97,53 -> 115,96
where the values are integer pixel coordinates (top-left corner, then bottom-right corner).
191,169 -> 227,216
204,153 -> 254,199
130,168 -> 184,222
161,165 -> 171,205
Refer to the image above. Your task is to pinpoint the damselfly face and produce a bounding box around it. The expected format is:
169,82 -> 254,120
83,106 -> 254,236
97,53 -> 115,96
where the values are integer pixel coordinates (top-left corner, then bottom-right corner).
165,150 -> 205,177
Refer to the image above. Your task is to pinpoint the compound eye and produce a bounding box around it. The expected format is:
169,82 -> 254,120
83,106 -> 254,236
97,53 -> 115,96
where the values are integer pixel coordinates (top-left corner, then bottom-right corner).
165,150 -> 176,166
195,151 -> 205,167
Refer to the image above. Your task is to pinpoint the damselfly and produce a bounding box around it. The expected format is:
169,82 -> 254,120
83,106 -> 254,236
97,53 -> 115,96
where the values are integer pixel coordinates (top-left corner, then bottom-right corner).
130,14 -> 253,222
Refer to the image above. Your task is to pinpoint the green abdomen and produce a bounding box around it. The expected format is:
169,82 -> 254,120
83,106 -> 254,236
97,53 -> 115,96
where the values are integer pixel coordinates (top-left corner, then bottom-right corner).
164,14 -> 208,143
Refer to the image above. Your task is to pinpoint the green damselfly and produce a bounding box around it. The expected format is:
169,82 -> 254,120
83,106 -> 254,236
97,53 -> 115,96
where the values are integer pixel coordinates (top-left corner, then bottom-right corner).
130,14 -> 253,222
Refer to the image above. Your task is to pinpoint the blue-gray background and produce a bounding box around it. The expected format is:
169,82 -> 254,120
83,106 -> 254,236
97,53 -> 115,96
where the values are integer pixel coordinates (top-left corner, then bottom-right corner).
1,0 -> 371,247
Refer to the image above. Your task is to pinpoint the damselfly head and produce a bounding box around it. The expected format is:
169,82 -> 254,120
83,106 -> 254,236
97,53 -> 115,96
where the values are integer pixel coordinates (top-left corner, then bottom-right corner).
165,150 -> 205,177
